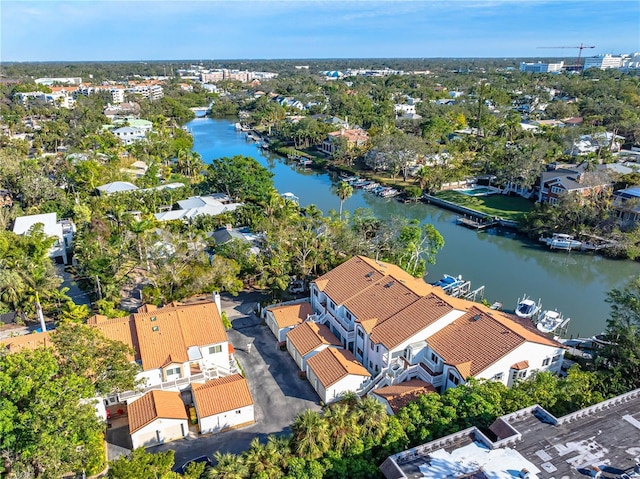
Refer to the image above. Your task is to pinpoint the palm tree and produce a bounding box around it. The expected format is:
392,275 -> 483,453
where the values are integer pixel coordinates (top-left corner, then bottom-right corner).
243,437 -> 284,478
334,181 -> 353,220
324,403 -> 361,454
355,395 -> 389,441
208,452 -> 248,479
291,409 -> 330,460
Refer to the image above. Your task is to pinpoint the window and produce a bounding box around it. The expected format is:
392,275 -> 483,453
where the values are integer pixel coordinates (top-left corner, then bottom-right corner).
236,410 -> 242,414
369,341 -> 374,350
346,311 -> 352,321
542,358 -> 551,366
357,329 -> 364,338
548,197 -> 558,205
150,316 -> 157,322
209,345 -> 223,354
448,372 -> 460,385
552,354 -> 561,363
369,361 -> 373,369
493,372 -> 504,381
374,364 -> 379,373
357,348 -> 363,357
329,301 -> 336,310
431,353 -> 439,364
313,289 -> 318,297
152,326 -> 159,332
166,366 -> 181,378
376,345 -> 379,353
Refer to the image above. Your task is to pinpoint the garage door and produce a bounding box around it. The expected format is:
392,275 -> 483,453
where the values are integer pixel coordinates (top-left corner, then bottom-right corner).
134,430 -> 160,448
161,423 -> 185,442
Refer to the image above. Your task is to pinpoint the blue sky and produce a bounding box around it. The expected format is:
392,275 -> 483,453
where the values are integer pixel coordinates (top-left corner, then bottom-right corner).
2,0 -> 638,61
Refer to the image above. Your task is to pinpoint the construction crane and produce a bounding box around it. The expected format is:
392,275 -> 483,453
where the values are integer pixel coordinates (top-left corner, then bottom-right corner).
537,43 -> 596,69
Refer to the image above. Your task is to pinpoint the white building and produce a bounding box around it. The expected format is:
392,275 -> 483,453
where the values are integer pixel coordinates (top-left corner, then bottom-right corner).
112,126 -> 147,145
265,301 -> 315,343
128,390 -> 188,448
35,77 -> 82,85
192,374 -> 255,434
308,256 -> 564,393
154,195 -> 243,222
583,53 -> 625,70
519,61 -> 564,73
286,321 -> 343,371
306,347 -> 371,404
13,213 -> 74,264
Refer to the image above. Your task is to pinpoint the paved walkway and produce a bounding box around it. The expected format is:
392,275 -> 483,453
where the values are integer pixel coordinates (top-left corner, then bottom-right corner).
150,291 -> 321,468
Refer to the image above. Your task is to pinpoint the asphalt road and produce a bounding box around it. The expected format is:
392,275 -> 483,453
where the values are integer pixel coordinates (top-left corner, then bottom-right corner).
150,291 -> 321,468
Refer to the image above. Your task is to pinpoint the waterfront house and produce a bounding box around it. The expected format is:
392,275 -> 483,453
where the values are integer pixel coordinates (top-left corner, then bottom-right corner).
534,163 -> 612,204
12,213 -> 75,264
154,195 -> 243,222
192,374 -> 255,434
308,256 -> 564,393
128,390 -> 188,448
319,128 -> 369,157
613,185 -> 640,223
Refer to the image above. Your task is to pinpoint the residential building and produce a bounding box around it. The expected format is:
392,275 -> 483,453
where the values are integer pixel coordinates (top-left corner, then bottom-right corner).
519,61 -> 564,73
103,102 -> 141,120
306,347 -> 371,404
77,84 -> 126,104
535,163 -> 613,205
16,91 -> 76,109
112,126 -> 148,145
380,387 -> 640,479
569,132 -> 624,156
371,379 -> 436,415
192,374 -> 255,434
319,128 -> 369,156
613,185 -> 640,223
265,301 -> 315,343
154,195 -> 243,222
126,83 -> 164,101
286,321 -> 343,371
308,256 -> 564,393
394,104 -> 416,115
128,390 -> 188,448
12,213 -> 75,264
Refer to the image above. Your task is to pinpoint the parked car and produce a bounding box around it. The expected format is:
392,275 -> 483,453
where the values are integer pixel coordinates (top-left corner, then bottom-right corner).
288,279 -> 305,294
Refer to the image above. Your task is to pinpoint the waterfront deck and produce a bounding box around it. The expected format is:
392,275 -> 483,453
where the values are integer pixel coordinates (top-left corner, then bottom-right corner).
456,216 -> 498,230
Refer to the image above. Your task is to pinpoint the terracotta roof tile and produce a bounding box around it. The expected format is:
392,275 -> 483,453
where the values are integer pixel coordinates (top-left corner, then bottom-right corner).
268,301 -> 314,329
511,360 -> 529,370
372,379 -> 436,413
132,302 -> 227,370
286,322 -> 342,356
427,308 -> 527,376
0,331 -> 53,352
192,374 -> 253,417
344,279 -> 421,323
314,256 -> 387,305
307,348 -> 370,388
370,293 -> 454,349
128,390 -> 187,433
91,316 -> 140,362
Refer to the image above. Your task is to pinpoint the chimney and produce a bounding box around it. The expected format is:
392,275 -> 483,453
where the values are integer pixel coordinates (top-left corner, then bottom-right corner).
213,291 -> 222,315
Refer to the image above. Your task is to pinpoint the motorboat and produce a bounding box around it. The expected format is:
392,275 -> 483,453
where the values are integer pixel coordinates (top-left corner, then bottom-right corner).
540,233 -> 583,251
433,274 -> 464,293
536,310 -> 569,334
515,295 -> 541,319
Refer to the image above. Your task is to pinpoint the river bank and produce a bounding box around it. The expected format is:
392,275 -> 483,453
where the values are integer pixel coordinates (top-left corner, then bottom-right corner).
188,117 -> 640,337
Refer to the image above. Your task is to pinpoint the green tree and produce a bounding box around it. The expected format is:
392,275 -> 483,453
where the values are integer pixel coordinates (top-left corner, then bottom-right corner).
334,181 -> 353,220
203,156 -> 275,203
108,448 -> 204,479
291,409 -> 330,460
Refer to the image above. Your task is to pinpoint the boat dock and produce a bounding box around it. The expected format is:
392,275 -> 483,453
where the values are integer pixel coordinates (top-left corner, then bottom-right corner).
456,216 -> 498,230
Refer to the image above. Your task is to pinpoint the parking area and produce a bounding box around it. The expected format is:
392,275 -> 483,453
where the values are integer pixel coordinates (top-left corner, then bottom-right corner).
149,291 -> 322,466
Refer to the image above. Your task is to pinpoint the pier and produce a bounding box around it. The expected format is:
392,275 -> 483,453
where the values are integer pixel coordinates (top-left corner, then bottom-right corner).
456,216 -> 498,230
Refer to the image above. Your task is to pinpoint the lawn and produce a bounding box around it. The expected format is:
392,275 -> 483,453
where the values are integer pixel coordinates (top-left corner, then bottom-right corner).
434,190 -> 533,221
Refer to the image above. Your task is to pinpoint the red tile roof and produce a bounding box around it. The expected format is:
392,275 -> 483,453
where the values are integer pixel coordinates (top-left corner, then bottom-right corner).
192,374 -> 253,417
128,390 -> 187,433
372,379 -> 436,413
286,322 -> 342,356
307,348 -> 370,388
268,301 -> 314,329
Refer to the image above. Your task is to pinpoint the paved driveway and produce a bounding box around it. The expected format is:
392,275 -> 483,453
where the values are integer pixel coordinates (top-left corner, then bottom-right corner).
150,291 -> 321,467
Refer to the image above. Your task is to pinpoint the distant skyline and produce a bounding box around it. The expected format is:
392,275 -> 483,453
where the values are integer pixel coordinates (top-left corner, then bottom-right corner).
2,1 -> 639,62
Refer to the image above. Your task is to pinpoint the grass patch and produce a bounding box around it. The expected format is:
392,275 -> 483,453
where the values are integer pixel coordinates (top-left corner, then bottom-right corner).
434,190 -> 533,221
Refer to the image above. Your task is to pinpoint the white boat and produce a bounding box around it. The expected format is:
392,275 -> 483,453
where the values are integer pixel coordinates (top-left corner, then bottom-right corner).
234,122 -> 242,130
536,310 -> 569,334
515,295 -> 541,319
541,233 -> 583,251
433,274 -> 464,292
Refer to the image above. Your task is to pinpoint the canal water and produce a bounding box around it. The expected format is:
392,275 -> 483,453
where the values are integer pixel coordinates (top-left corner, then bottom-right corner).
188,117 -> 640,337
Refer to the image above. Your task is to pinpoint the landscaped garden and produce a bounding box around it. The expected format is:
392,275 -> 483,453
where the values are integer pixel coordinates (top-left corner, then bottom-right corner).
434,190 -> 534,221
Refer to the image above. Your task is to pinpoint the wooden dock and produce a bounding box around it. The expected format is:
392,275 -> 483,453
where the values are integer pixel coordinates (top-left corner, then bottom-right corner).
456,216 -> 498,230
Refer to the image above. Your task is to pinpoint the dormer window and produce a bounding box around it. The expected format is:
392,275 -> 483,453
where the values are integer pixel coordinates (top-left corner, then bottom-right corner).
152,326 -> 159,332
150,316 -> 157,322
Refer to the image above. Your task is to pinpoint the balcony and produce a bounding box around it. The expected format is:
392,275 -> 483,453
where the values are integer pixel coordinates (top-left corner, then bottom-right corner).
418,362 -> 443,388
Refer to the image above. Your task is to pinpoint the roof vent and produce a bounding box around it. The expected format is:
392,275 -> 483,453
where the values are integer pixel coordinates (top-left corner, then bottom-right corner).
472,314 -> 481,321
384,281 -> 395,288
365,272 -> 374,278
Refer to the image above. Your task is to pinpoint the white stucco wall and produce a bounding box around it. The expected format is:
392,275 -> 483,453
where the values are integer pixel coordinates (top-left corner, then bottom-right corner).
198,405 -> 254,434
201,341 -> 230,370
130,418 -> 188,449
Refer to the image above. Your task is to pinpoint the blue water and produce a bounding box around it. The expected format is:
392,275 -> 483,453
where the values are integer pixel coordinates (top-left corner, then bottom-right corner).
188,117 -> 640,337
